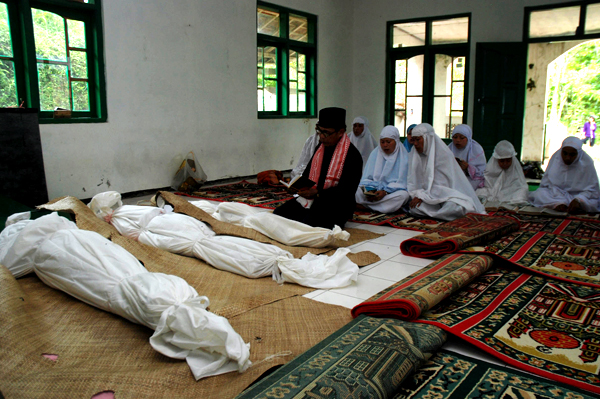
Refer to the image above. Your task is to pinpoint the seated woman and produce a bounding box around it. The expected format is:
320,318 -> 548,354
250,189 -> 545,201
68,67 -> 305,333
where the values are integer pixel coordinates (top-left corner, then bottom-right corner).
448,124 -> 486,190
530,136 -> 600,213
476,140 -> 529,207
348,116 -> 377,168
408,123 -> 486,221
355,126 -> 410,213
403,124 -> 417,152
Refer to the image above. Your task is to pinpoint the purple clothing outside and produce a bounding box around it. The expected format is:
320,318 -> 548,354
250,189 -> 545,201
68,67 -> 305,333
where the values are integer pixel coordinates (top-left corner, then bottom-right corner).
583,121 -> 596,139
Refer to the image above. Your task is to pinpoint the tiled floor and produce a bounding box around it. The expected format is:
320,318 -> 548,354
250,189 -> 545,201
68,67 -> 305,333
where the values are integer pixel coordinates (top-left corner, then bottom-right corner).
122,189 -> 511,369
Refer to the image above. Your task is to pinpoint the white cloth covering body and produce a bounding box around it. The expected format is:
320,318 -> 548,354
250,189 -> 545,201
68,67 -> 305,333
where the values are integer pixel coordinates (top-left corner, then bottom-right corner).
0,213 -> 250,380
191,200 -> 349,248
529,136 -> 600,212
408,123 -> 486,221
447,124 -> 486,191
348,116 -> 378,168
355,126 -> 410,213
89,192 -> 358,288
290,133 -> 320,180
476,140 -> 529,206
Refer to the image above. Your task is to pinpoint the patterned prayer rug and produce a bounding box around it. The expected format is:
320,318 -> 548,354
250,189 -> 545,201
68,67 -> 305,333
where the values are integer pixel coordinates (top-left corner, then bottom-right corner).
415,265 -> 600,395
234,315 -> 447,399
351,210 -> 443,232
352,254 -> 494,320
177,180 -> 292,209
396,349 -> 597,399
489,210 -> 600,236
400,213 -> 520,258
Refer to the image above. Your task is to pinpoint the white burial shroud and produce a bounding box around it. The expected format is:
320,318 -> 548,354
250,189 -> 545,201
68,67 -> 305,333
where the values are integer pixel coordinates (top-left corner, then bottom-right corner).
89,192 -> 358,289
190,200 -> 350,248
0,213 -> 251,380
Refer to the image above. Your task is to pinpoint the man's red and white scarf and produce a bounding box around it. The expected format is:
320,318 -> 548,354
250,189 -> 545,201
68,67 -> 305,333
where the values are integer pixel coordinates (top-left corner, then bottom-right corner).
309,133 -> 351,190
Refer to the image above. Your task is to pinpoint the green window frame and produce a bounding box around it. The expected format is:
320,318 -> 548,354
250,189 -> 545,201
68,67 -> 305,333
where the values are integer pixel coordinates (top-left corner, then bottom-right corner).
1,0 -> 106,123
524,1 -> 600,42
385,14 -> 470,138
257,1 -> 316,118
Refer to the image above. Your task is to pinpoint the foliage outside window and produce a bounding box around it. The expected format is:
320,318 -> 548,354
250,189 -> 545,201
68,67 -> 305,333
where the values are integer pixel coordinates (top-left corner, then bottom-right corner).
0,0 -> 106,123
257,2 -> 316,118
386,15 -> 470,138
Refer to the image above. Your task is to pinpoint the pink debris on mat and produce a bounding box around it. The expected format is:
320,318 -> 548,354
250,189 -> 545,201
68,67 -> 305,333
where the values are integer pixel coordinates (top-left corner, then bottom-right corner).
91,391 -> 115,399
41,353 -> 58,361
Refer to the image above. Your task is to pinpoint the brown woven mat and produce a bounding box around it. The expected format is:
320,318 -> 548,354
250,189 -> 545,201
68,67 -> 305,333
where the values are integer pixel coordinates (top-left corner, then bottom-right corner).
0,267 -> 353,399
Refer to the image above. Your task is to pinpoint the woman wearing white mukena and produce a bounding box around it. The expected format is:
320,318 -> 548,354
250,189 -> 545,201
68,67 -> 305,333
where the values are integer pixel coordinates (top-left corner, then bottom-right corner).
529,136 -> 600,214
448,124 -> 486,191
407,123 -> 486,221
476,140 -> 529,207
348,116 -> 377,168
355,125 -> 410,213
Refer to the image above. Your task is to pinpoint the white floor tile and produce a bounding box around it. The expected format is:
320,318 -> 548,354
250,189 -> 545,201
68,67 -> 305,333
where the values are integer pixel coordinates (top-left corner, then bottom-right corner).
388,229 -> 424,238
362,260 -> 422,282
370,233 -> 405,246
388,253 -> 435,267
302,289 -> 325,299
328,274 -> 396,300
358,259 -> 384,274
309,291 -> 364,309
351,242 -> 402,260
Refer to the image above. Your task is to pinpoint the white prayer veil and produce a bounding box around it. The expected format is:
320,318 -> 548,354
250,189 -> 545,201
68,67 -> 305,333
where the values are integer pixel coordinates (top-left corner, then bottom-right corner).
477,140 -> 529,205
531,136 -> 600,212
348,116 -> 377,167
408,123 -> 486,214
290,133 -> 320,180
448,124 -> 486,189
360,125 -> 408,192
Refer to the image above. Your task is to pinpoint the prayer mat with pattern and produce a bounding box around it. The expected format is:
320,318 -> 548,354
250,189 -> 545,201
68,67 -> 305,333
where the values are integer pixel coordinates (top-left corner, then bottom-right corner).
400,213 -> 520,258
234,315 -> 447,399
396,349 -> 597,399
352,254 -> 494,320
416,265 -> 600,395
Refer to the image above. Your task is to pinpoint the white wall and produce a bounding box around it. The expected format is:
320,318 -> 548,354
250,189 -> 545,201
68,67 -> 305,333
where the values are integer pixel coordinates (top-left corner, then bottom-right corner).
39,0 -> 353,200
350,0 -> 571,140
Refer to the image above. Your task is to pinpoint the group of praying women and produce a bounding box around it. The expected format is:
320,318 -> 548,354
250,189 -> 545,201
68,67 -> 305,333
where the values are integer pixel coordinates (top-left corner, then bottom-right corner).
350,119 -> 600,221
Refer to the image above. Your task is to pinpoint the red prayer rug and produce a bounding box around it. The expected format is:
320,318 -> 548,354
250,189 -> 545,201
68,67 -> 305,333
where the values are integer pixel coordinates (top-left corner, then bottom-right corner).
352,253 -> 493,320
400,213 -> 520,257
415,265 -> 600,395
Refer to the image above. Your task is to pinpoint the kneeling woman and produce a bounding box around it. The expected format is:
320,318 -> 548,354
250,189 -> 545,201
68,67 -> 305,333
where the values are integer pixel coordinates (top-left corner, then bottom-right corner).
355,126 -> 410,213
408,123 -> 486,221
530,136 -> 600,213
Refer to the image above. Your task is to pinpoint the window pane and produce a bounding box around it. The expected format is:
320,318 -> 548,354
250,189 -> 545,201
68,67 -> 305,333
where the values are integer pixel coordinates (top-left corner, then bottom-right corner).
71,80 -> 89,111
258,89 -> 264,112
0,59 -> 17,107
431,17 -> 469,45
67,19 -> 86,49
298,53 -> 306,72
407,55 -> 424,96
257,7 -> 280,37
298,92 -> 306,112
298,72 -> 305,90
264,46 -> 277,78
32,9 -> 67,62
70,50 -> 87,78
289,50 -> 297,80
529,6 -> 580,38
258,70 -> 264,88
433,97 -> 451,139
394,112 -> 406,134
434,54 -> 452,96
395,59 -> 406,82
585,3 -> 600,34
289,82 -> 297,112
289,14 -> 308,42
392,22 -> 425,48
0,3 -> 13,57
451,82 -> 464,111
395,83 -> 406,108
452,57 -> 465,81
264,79 -> 277,111
405,96 -> 422,133
37,63 -> 70,110
257,47 -> 263,67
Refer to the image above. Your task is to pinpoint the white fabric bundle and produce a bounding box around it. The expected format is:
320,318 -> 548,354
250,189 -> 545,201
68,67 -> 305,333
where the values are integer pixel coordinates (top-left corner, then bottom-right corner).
89,192 -> 357,287
191,200 -> 350,248
0,213 -> 250,380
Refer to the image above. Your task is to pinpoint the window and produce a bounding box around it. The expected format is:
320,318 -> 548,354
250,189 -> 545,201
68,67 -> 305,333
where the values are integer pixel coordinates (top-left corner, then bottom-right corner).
526,1 -> 600,40
386,15 -> 470,138
0,0 -> 106,123
257,2 -> 316,118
